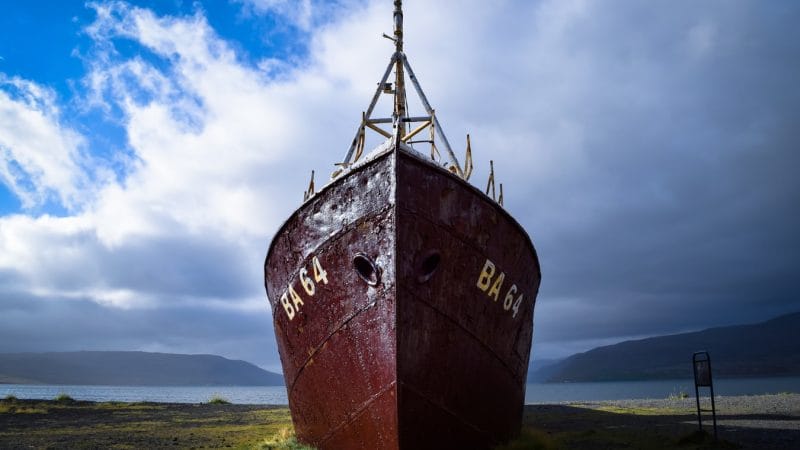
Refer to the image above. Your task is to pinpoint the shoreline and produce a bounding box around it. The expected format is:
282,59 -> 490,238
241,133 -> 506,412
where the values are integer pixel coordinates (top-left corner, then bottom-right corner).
2,394 -> 798,448
4,375 -> 800,405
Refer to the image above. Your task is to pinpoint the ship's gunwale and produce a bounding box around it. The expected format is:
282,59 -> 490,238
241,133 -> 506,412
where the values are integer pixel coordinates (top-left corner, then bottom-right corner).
264,144 -> 541,308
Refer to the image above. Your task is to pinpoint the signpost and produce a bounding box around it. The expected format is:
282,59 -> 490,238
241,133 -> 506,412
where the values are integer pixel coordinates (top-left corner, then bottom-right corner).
692,351 -> 717,439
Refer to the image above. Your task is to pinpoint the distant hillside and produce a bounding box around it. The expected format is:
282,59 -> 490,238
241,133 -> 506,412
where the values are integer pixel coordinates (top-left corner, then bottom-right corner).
534,312 -> 800,382
0,351 -> 284,386
527,358 -> 565,382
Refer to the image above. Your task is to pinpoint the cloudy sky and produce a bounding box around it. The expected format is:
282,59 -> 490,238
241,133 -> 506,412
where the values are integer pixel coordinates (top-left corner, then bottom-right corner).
1,0 -> 798,372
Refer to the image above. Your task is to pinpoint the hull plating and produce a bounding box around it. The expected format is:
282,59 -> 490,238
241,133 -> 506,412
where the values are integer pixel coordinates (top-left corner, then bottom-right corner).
265,149 -> 540,449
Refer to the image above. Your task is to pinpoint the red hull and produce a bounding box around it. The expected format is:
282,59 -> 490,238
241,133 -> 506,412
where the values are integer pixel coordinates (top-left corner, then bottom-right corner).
265,147 -> 540,449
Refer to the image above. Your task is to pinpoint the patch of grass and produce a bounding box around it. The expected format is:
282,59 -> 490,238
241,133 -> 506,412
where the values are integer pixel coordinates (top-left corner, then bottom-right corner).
0,401 -> 295,448
207,395 -> 231,404
0,399 -> 48,414
130,401 -> 165,408
589,405 -> 674,416
257,426 -> 316,450
677,430 -> 712,445
101,401 -> 128,407
54,393 -> 75,404
494,427 -> 554,450
669,389 -> 690,400
587,403 -> 693,416
676,429 -> 737,448
98,401 -> 164,411
0,404 -> 49,414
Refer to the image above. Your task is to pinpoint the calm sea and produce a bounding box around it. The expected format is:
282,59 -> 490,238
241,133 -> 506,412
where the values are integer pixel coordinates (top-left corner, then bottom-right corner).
2,377 -> 799,405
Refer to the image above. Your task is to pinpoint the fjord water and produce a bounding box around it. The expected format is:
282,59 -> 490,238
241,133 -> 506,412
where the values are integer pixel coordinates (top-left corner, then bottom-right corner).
3,377 -> 800,404
525,376 -> 800,403
0,384 -> 289,404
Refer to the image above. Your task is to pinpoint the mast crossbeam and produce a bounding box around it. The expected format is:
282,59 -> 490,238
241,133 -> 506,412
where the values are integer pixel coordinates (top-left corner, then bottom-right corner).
338,0 -> 464,178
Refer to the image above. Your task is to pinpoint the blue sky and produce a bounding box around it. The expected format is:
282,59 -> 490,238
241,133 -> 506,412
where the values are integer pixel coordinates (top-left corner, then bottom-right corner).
0,0 -> 320,216
1,0 -> 799,372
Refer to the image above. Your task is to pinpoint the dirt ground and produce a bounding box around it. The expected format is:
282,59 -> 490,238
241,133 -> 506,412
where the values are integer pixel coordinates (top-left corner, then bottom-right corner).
1,394 -> 798,449
522,394 -> 800,449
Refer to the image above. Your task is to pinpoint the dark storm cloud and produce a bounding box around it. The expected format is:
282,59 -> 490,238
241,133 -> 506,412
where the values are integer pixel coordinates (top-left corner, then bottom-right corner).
0,289 -> 279,370
100,236 -> 257,298
516,1 -> 800,357
9,225 -> 258,302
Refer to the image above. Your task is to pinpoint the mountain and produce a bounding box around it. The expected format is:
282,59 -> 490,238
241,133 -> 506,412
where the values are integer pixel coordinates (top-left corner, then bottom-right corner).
0,351 -> 284,386
534,312 -> 800,382
526,358 -> 565,382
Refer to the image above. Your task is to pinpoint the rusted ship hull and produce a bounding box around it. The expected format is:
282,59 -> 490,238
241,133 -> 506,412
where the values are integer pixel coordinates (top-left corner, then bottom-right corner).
264,147 -> 540,449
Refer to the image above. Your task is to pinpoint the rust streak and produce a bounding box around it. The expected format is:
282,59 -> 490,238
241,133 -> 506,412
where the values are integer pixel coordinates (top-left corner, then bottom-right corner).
318,380 -> 398,446
288,297 -> 381,393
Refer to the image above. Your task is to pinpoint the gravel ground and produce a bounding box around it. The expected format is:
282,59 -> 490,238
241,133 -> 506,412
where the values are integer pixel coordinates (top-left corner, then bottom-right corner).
576,393 -> 800,416
565,393 -> 800,448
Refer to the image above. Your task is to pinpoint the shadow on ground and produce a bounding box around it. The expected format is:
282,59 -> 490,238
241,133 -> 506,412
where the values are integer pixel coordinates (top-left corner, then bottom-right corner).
517,404 -> 800,449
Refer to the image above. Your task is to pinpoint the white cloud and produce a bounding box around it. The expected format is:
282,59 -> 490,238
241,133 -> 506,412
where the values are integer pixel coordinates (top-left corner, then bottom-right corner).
0,2 -> 308,311
0,76 -> 93,210
80,3 -> 308,246
0,0 -> 390,316
0,214 -> 92,283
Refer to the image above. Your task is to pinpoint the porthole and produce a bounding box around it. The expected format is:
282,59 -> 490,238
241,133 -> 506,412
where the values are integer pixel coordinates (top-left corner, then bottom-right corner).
417,250 -> 441,283
353,253 -> 380,286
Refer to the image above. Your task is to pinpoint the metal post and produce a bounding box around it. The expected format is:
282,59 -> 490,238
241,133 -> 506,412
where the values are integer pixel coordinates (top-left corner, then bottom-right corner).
692,351 -> 717,440
393,0 -> 406,138
693,357 -> 702,431
401,56 -> 462,175
343,56 -> 397,165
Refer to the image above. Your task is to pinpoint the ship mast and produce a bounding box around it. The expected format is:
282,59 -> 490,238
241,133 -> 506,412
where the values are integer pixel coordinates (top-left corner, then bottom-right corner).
392,0 -> 406,139
339,0 -> 464,178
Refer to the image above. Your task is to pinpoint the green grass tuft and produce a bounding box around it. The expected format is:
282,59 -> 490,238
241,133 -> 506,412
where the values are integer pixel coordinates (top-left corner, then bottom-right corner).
668,388 -> 690,399
675,429 -> 738,448
0,403 -> 48,414
257,426 -> 316,450
206,395 -> 231,405
54,393 -> 75,404
0,397 -> 48,414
